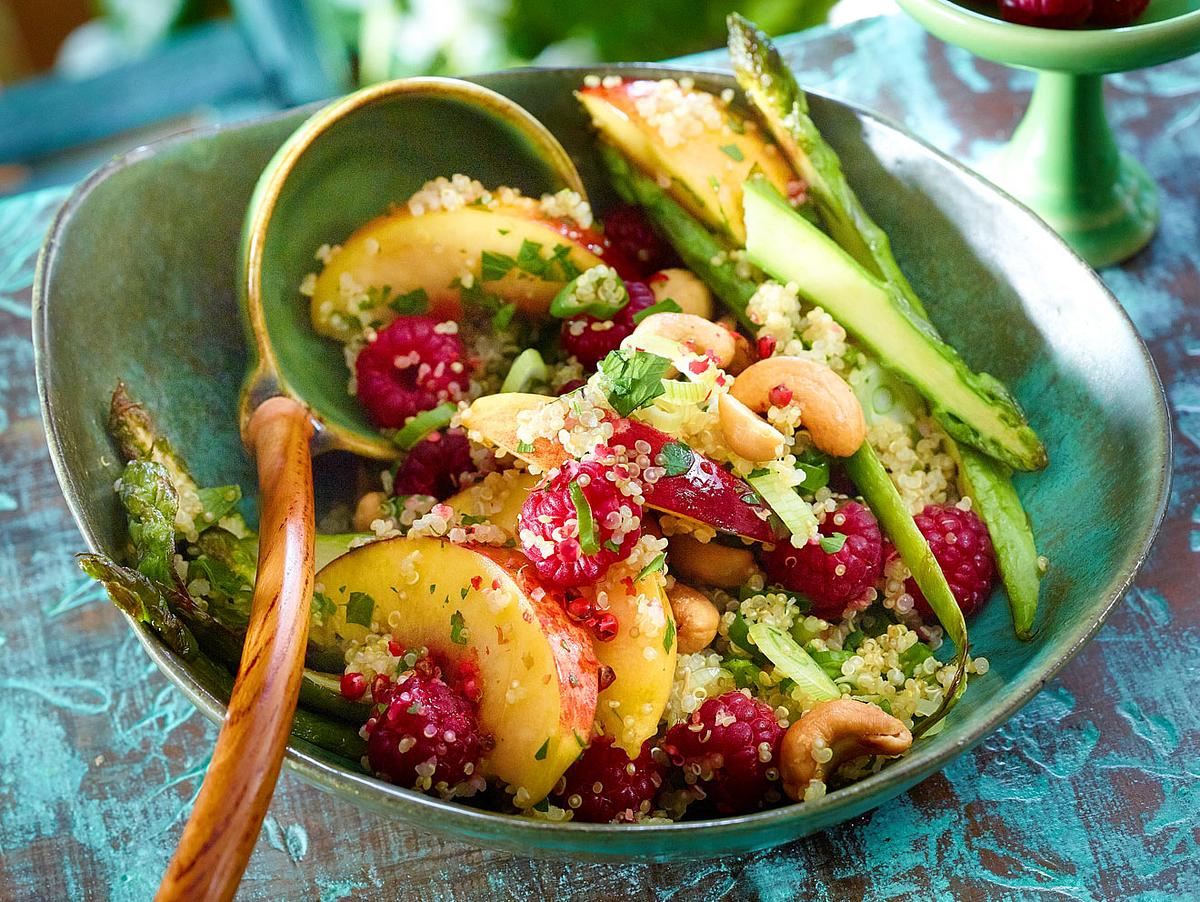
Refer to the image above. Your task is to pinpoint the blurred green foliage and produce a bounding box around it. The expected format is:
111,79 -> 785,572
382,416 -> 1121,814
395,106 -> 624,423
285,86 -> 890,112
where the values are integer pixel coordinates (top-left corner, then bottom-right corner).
90,0 -> 833,82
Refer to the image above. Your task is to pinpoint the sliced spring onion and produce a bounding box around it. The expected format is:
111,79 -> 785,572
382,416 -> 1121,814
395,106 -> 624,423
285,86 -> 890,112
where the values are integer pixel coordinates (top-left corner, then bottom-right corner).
500,348 -> 549,394
569,482 -> 599,555
748,622 -> 840,704
747,469 -> 817,543
392,403 -> 456,451
658,379 -> 710,406
550,267 -> 628,319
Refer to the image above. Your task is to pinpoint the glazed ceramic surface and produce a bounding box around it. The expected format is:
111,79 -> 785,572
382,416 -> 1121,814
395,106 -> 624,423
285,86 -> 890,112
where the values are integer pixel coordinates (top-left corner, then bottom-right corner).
33,65 -> 1170,860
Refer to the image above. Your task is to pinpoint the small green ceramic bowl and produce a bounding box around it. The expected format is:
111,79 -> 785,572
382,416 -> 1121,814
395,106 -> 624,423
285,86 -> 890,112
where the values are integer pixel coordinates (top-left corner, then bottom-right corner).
898,0 -> 1200,266
33,65 -> 1171,860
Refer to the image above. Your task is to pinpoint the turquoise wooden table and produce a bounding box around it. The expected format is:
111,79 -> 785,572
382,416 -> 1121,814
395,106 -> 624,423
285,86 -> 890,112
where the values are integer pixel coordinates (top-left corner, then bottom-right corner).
2,14 -> 1197,900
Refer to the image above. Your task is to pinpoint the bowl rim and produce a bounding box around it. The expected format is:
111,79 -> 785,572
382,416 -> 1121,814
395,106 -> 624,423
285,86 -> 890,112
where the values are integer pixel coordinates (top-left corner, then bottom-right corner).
897,0 -> 1200,72
32,62 -> 1173,857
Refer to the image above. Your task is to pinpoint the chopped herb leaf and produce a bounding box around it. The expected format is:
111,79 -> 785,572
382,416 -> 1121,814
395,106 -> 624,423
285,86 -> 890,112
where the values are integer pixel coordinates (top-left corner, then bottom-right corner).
660,441 -> 694,477
569,482 -> 599,555
637,552 -> 667,581
720,144 -> 745,162
480,251 -> 517,282
632,298 -> 682,324
460,586 -> 470,599
345,592 -> 375,628
491,302 -> 517,332
450,610 -> 468,645
548,244 -> 582,281
603,539 -> 621,554
388,287 -> 430,316
497,228 -> 511,236
598,349 -> 670,417
663,618 -> 676,653
516,239 -> 548,278
534,738 -> 550,761
393,403 -> 455,451
407,702 -> 421,714
311,592 -> 337,625
708,175 -> 721,193
819,533 -> 848,554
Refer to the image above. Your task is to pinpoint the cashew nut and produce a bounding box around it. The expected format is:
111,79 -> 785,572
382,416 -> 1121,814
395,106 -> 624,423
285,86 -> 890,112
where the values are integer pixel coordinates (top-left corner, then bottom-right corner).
627,312 -> 737,369
666,583 -> 721,654
730,357 -> 866,458
718,393 -> 786,463
353,491 -> 387,532
668,532 -> 760,589
780,698 -> 913,801
651,268 -> 714,319
718,316 -> 755,376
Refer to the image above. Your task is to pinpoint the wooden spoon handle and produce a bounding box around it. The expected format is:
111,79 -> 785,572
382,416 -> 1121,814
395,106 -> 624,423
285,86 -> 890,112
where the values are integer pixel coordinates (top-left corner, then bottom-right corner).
156,397 -> 315,902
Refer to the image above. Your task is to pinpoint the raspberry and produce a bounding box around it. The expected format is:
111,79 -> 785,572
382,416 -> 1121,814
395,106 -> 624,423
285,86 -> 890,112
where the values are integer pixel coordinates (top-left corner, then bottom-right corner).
518,458 -> 643,588
602,205 -> 676,275
662,690 -> 784,815
392,428 -> 476,499
560,281 -> 655,368
1088,0 -> 1148,24
905,504 -> 997,620
355,316 -> 470,429
762,501 -> 883,620
552,736 -> 664,823
365,660 -> 487,798
999,0 -> 1093,27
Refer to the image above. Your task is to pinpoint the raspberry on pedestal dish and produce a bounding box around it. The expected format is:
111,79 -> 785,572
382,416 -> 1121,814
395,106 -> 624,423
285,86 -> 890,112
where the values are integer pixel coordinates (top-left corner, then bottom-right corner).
391,428 -> 477,499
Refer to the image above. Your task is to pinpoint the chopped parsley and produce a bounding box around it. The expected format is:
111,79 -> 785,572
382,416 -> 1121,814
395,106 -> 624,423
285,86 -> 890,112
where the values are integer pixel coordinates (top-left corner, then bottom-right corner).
345,591 -> 376,628
387,286 -> 430,316
311,592 -> 337,625
491,302 -> 517,332
637,552 -> 666,581
450,610 -> 468,645
632,298 -> 682,324
720,144 -> 745,162
569,482 -> 599,555
659,441 -> 694,477
534,738 -> 550,761
819,532 -> 848,554
663,617 -> 676,653
598,349 -> 670,417
480,250 -> 518,282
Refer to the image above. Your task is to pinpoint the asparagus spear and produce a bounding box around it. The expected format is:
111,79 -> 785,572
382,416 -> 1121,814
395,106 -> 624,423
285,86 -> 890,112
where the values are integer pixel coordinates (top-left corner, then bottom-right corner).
599,145 -> 759,332
727,17 -> 1042,636
843,445 -> 968,736
78,554 -> 366,761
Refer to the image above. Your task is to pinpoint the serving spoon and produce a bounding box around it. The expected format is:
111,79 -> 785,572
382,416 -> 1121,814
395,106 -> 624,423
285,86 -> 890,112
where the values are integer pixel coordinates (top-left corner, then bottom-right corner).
154,77 -> 585,902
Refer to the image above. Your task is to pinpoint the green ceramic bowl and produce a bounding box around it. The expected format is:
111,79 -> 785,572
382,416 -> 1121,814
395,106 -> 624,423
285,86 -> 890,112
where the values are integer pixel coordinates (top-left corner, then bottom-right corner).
898,0 -> 1200,266
33,66 -> 1171,861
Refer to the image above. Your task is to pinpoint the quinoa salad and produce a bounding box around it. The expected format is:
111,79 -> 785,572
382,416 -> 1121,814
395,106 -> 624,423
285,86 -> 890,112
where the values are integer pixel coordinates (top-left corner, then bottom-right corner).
86,18 -> 1047,825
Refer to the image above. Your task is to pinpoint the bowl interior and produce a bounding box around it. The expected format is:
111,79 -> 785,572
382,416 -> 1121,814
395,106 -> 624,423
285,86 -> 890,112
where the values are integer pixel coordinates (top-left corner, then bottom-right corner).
34,66 -> 1170,860
246,79 -> 582,459
898,0 -> 1200,72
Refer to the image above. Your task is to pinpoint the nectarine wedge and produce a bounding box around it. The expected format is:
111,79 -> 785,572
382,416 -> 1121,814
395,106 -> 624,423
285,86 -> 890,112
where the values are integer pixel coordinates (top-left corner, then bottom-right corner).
311,200 -> 607,341
309,536 -> 597,805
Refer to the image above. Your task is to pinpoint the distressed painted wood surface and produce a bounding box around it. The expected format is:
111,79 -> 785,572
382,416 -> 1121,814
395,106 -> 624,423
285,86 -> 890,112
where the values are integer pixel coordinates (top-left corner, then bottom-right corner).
1,14 -> 1197,900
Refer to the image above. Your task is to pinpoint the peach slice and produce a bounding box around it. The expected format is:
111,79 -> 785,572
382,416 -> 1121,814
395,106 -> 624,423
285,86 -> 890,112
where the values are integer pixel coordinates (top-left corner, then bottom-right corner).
447,469 -> 678,754
460,393 -> 780,543
577,80 -> 797,244
309,536 -> 597,806
310,198 -> 609,341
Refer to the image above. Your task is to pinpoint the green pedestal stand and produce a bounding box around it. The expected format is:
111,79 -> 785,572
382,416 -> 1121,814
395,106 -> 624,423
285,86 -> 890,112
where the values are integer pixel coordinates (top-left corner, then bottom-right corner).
896,0 -> 1200,267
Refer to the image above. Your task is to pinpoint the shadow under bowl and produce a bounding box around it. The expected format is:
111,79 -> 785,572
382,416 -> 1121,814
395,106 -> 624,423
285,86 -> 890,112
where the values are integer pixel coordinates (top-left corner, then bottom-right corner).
32,65 -> 1171,860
